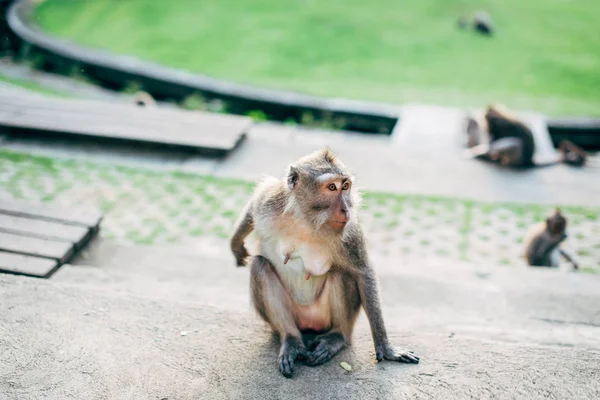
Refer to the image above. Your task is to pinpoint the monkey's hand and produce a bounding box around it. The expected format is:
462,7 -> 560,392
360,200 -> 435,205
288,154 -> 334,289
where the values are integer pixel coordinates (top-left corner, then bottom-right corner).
232,244 -> 250,267
376,342 -> 420,364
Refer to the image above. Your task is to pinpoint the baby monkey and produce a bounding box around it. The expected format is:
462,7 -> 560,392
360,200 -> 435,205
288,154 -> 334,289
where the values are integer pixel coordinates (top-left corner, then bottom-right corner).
230,149 -> 419,378
524,208 -> 578,270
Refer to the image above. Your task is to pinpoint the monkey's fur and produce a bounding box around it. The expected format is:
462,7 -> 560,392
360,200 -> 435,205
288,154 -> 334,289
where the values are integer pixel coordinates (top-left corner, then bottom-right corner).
523,209 -> 578,269
230,149 -> 419,378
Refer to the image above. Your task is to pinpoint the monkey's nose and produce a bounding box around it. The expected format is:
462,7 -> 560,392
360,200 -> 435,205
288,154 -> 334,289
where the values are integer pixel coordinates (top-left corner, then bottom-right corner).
338,208 -> 349,222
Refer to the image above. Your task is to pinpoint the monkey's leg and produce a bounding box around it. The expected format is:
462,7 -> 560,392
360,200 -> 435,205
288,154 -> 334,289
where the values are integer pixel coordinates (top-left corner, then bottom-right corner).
250,256 -> 308,378
305,331 -> 346,366
305,274 -> 361,367
488,137 -> 524,166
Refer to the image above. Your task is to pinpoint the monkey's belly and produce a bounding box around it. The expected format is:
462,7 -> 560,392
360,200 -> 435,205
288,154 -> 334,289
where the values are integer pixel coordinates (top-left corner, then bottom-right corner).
292,282 -> 332,332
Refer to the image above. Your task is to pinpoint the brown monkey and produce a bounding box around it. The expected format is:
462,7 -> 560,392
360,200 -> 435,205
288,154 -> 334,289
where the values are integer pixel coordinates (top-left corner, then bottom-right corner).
230,149 -> 419,378
523,208 -> 578,269
466,105 -> 536,167
465,106 -> 588,168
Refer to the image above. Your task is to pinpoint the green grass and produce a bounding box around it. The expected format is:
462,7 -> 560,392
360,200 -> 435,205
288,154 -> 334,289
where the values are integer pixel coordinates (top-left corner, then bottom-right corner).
0,72 -> 69,97
35,0 -> 600,116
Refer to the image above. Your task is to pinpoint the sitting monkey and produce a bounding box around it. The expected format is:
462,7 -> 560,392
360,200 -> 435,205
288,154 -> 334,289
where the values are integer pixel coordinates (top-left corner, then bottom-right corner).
465,105 -> 535,167
523,208 -> 578,270
230,149 -> 419,378
465,105 -> 588,168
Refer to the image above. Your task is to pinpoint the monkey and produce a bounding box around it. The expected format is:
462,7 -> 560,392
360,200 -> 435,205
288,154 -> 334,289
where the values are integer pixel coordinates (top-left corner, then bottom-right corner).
457,11 -> 493,35
559,139 -> 587,167
523,208 -> 578,270
473,11 -> 494,36
230,149 -> 419,378
132,91 -> 157,107
464,105 -> 589,168
466,105 -> 536,167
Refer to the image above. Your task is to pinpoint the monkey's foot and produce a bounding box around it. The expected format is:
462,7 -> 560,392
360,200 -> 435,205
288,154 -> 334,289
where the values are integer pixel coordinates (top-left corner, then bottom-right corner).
278,336 -> 308,378
305,332 -> 346,366
376,343 -> 420,364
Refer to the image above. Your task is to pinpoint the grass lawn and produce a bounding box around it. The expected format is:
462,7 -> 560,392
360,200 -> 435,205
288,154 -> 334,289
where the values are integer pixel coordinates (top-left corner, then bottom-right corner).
35,0 -> 600,116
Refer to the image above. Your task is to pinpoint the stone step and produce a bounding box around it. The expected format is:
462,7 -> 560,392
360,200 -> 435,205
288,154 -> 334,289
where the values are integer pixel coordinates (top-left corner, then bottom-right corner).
2,273 -> 599,399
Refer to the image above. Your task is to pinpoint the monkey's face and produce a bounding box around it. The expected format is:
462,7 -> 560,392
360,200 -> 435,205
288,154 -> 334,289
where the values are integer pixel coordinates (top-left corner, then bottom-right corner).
287,148 -> 356,233
311,175 -> 353,232
290,171 -> 354,233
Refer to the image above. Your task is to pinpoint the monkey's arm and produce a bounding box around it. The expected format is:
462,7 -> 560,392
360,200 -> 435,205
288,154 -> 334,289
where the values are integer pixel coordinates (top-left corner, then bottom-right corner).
559,248 -> 579,269
357,268 -> 419,363
230,202 -> 254,267
347,229 -> 419,363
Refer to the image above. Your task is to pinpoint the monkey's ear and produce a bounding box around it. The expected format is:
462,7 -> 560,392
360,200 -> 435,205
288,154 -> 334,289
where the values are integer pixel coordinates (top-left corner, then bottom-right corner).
287,165 -> 299,190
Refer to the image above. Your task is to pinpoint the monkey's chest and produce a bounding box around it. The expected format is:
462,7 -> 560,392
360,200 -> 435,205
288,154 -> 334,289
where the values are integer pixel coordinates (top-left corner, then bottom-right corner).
260,238 -> 331,305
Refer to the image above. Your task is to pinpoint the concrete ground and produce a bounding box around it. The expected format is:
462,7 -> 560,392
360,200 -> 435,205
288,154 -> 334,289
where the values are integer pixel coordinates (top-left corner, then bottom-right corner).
1,239 -> 600,399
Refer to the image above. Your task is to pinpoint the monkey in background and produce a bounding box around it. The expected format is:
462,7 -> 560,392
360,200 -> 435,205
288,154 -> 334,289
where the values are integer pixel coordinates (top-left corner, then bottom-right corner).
523,209 -> 578,270
465,105 -> 588,168
230,149 -> 419,378
465,105 -> 536,167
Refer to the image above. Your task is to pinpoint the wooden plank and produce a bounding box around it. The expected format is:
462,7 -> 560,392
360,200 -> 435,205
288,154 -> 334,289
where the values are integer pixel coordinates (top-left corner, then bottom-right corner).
0,231 -> 75,263
0,111 -> 245,149
0,251 -> 58,277
0,95 -> 252,151
0,105 -> 249,151
0,97 -> 251,135
0,196 -> 102,228
0,94 -> 253,128
0,214 -> 89,243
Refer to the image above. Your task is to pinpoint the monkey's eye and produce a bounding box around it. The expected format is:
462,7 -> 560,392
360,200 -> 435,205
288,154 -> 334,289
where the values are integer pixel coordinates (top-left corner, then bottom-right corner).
327,183 -> 337,191
341,181 -> 349,190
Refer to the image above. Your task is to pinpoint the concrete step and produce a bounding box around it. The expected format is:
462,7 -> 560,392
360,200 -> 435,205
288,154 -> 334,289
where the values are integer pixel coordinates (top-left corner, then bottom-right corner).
2,274 -> 599,399
51,238 -> 600,350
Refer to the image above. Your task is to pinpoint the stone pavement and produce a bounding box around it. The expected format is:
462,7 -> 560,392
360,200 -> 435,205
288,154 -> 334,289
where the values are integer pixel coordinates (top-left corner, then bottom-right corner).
2,241 -> 600,399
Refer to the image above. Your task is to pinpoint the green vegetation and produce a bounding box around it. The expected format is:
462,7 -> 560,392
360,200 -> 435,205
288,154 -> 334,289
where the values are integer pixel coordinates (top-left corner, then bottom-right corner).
35,0 -> 600,116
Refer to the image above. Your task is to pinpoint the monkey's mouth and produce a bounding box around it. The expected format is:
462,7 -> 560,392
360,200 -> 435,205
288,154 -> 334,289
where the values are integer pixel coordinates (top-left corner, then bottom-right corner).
330,220 -> 347,229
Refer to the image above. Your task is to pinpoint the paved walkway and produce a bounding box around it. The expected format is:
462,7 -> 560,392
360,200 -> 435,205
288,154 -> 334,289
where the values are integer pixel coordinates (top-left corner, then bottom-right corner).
2,243 -> 600,399
215,115 -> 600,207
